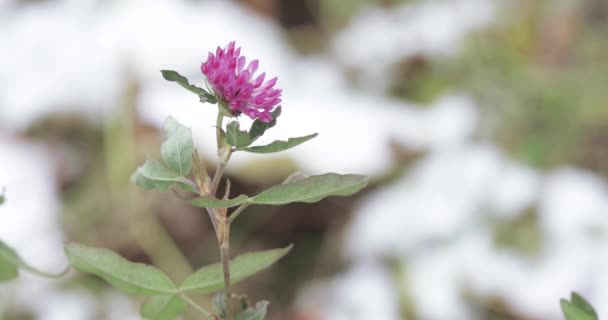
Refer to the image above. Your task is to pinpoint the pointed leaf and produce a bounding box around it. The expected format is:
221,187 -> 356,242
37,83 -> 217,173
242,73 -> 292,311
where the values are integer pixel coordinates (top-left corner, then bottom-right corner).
141,294 -> 186,320
248,106 -> 282,142
226,122 -> 252,149
65,244 -> 177,295
161,117 -> 193,176
570,293 -> 598,320
251,173 -> 368,205
235,301 -> 269,320
561,299 -> 595,320
132,159 -> 189,192
180,245 -> 292,294
242,133 -> 318,154
161,70 -> 216,102
191,195 -> 249,208
0,240 -> 19,283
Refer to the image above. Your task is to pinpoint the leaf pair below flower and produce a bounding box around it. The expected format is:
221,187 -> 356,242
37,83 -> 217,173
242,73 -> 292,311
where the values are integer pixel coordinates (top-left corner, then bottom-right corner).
64,244 -> 292,320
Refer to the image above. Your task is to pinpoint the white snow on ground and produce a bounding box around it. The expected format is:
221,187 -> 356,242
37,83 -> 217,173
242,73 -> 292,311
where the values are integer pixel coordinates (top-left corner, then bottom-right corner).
295,261 -> 400,320
332,0 -> 495,91
0,139 -> 140,319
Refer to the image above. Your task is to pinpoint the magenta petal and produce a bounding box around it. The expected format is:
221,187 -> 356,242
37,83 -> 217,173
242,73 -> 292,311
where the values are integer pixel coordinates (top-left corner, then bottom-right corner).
201,42 -> 281,121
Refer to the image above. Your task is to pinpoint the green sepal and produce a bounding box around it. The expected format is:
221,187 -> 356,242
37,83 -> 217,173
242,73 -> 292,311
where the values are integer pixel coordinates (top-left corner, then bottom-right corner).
226,121 -> 252,149
248,106 -> 282,143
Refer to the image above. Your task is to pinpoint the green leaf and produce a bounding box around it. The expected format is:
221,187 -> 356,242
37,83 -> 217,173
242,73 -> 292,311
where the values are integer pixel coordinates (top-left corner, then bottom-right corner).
180,245 -> 292,294
226,122 -> 252,149
213,294 -> 228,319
571,292 -> 598,319
561,299 -> 596,320
65,244 -> 177,295
242,133 -> 318,154
235,301 -> 269,320
132,159 -> 189,192
141,294 -> 186,320
161,117 -> 193,176
0,189 -> 4,205
161,70 -> 216,103
191,195 -> 249,209
248,106 -> 282,143
251,173 -> 368,205
0,240 -> 19,283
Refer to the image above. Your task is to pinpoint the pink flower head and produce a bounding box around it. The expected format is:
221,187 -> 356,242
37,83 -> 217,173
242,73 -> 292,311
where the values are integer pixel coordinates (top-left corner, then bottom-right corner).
201,41 -> 282,123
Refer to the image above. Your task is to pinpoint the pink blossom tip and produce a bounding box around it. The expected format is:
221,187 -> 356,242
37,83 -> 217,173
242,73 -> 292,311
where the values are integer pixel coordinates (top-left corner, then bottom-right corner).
201,41 -> 281,122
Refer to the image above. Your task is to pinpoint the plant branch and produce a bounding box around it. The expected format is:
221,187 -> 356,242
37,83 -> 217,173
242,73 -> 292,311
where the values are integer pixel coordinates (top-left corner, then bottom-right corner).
228,202 -> 250,224
210,158 -> 228,196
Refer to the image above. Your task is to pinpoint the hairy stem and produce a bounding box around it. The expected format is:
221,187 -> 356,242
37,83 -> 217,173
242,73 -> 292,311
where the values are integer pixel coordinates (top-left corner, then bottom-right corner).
220,239 -> 233,320
212,110 -> 234,319
210,160 -> 227,195
215,112 -> 224,149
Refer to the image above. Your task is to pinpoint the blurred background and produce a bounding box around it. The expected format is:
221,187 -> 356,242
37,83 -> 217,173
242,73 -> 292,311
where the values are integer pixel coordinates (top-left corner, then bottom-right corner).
1,0 -> 607,319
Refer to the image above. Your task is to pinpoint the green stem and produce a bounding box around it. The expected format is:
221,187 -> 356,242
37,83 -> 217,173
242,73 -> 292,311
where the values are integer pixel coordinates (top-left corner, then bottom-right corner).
180,292 -> 213,317
228,202 -> 250,224
220,241 -> 233,320
210,160 -> 227,196
215,112 -> 224,149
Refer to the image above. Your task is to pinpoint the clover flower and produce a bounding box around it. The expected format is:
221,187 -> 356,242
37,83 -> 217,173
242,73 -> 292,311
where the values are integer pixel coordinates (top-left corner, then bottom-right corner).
201,41 -> 281,122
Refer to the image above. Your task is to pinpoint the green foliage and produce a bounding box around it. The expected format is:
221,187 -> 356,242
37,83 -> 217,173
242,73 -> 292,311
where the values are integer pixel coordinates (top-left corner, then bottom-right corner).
226,121 -> 253,149
161,70 -> 216,103
561,292 -> 598,320
141,294 -> 186,320
251,173 -> 368,205
191,173 -> 368,211
0,240 -> 19,283
132,159 -> 190,192
132,117 -> 195,193
161,117 -> 194,176
179,245 -> 292,294
64,244 -> 177,295
234,301 -> 268,320
0,189 -> 4,205
242,133 -> 318,154
191,195 -> 249,208
248,107 -> 281,143
63,243 -> 290,319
